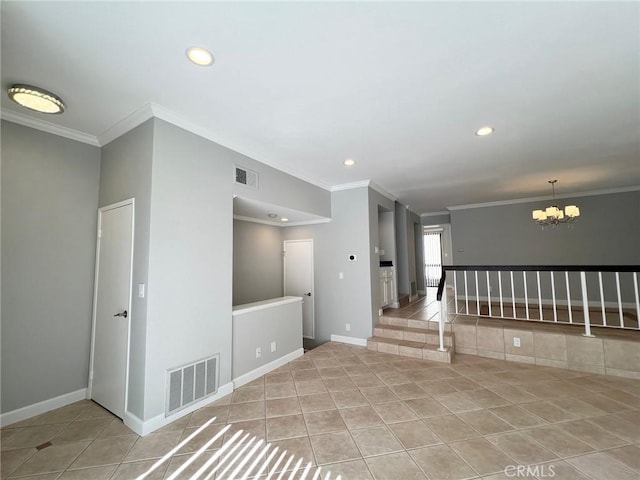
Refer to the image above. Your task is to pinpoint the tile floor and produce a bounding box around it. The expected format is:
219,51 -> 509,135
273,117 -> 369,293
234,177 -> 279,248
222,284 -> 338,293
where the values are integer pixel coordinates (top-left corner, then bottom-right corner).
2,342 -> 640,480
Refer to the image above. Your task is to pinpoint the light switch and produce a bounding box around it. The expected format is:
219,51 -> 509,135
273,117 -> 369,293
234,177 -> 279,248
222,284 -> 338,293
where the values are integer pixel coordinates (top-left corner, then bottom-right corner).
339,272 -> 344,280
138,283 -> 145,298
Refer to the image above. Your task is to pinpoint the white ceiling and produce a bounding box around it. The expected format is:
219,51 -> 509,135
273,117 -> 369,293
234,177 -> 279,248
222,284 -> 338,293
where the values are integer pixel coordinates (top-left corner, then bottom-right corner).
2,1 -> 639,214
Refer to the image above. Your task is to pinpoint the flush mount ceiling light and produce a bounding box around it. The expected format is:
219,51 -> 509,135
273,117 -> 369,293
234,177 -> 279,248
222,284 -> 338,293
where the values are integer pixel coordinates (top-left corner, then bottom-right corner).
280,218 -> 289,222
186,46 -> 214,66
475,126 -> 494,136
343,158 -> 356,166
532,180 -> 580,227
7,84 -> 65,114
267,213 -> 278,219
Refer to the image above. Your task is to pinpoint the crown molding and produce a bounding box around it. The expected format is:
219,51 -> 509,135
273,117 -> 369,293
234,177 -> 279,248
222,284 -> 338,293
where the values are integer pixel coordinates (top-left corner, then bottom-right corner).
97,103 -> 154,146
420,211 -> 450,217
369,181 -> 398,202
1,108 -> 99,146
447,185 -> 640,211
331,180 -> 371,191
331,180 -> 399,203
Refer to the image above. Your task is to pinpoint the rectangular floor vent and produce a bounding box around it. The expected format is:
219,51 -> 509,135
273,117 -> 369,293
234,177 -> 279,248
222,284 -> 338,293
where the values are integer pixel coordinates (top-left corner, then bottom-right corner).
166,354 -> 219,416
235,165 -> 259,189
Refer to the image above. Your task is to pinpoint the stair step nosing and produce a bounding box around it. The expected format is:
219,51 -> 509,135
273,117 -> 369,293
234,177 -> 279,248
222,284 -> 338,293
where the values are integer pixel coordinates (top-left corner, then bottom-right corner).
368,336 -> 452,350
375,326 -> 454,336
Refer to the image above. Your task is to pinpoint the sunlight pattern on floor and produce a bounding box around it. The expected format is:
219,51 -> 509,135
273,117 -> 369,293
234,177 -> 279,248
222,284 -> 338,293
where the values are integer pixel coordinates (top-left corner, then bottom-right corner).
136,417 -> 340,480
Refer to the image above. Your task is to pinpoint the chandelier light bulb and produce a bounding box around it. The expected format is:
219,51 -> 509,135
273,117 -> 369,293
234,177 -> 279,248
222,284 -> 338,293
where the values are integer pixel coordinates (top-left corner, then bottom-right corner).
532,180 -> 580,227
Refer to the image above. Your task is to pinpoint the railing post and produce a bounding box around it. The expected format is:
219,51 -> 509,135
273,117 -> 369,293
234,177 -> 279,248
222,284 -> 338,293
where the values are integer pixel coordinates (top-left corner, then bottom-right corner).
580,271 -> 594,337
438,285 -> 447,352
436,271 -> 447,352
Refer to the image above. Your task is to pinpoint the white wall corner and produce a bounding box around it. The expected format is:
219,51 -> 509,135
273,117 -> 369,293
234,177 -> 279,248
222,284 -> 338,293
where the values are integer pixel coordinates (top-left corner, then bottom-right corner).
330,334 -> 368,347
0,388 -> 88,428
124,381 -> 234,436
97,102 -> 154,146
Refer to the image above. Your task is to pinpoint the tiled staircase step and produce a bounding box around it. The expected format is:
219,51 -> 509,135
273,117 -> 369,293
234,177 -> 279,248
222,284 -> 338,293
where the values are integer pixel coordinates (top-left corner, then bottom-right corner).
366,336 -> 454,363
373,325 -> 455,347
379,316 -> 452,332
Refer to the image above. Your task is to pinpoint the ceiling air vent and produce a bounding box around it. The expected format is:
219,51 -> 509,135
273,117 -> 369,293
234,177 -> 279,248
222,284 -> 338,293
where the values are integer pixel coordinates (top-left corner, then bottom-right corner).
235,166 -> 259,189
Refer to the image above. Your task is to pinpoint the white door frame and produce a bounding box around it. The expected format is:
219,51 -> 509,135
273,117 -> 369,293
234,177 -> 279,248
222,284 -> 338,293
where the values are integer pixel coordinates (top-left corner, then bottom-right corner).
87,198 -> 135,417
283,239 -> 315,339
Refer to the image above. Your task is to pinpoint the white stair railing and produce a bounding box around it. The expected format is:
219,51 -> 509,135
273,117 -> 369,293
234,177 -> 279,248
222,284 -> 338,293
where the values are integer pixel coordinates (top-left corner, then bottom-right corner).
437,265 -> 640,335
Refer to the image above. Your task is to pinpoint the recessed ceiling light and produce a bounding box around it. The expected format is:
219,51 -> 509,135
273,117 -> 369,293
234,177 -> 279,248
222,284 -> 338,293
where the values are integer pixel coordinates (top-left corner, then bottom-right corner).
475,126 -> 495,136
343,158 -> 356,166
267,213 -> 278,218
280,218 -> 289,222
7,84 -> 65,114
186,46 -> 214,66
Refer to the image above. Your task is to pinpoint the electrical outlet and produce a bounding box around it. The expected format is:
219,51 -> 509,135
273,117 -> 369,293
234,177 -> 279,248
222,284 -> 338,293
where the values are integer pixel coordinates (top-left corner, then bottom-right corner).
256,347 -> 262,358
513,337 -> 521,347
270,341 -> 277,352
346,323 -> 351,332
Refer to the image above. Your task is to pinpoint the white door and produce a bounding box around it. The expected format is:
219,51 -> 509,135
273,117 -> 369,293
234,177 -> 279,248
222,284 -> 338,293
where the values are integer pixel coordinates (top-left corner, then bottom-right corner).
89,200 -> 134,418
283,240 -> 314,339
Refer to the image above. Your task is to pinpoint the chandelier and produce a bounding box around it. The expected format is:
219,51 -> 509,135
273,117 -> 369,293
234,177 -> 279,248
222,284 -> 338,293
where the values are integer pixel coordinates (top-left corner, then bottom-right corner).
532,180 -> 580,226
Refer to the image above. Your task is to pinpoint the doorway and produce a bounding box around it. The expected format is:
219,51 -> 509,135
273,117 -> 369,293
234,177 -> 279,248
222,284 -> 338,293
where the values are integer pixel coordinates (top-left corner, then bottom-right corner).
423,229 -> 443,288
88,199 -> 134,418
283,239 -> 315,339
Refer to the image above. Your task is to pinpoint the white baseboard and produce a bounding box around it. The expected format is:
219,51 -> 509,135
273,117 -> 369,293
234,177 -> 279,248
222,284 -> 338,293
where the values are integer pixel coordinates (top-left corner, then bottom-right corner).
1,388 -> 88,427
233,348 -> 304,389
330,335 -> 367,347
124,381 -> 234,436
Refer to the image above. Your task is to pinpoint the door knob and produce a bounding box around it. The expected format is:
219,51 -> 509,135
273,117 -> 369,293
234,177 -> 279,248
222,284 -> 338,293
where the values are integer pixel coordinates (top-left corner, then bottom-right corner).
304,292 -> 311,296
114,310 -> 128,318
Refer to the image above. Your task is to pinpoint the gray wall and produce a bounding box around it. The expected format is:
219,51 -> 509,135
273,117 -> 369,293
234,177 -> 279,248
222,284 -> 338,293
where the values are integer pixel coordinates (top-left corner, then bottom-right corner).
450,191 -> 640,265
100,118 -> 335,423
394,202 -> 409,295
232,300 -> 302,380
99,120 -> 154,419
233,220 -> 284,305
144,119 -> 235,420
232,157 -> 330,219
422,213 -> 451,225
377,210 -> 395,264
1,121 -> 100,412
284,187 -> 373,342
414,223 -> 425,293
450,191 -> 640,302
394,204 -> 421,296
369,189 -> 397,317
407,211 -> 419,294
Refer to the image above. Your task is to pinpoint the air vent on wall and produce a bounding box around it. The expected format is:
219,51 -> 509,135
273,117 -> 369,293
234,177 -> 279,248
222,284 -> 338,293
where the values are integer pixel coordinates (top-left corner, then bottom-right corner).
166,354 -> 219,416
235,165 -> 259,189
